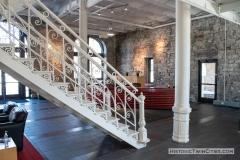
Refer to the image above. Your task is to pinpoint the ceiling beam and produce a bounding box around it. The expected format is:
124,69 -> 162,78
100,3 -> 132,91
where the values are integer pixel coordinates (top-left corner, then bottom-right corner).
104,0 -> 175,17
56,0 -> 79,18
88,13 -> 214,30
180,0 -> 240,25
219,1 -> 240,13
90,3 -> 116,15
142,0 -> 175,11
87,0 -> 102,8
88,15 -> 153,29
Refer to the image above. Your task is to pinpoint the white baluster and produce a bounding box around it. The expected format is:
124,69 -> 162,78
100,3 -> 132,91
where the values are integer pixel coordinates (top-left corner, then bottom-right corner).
7,0 -> 11,44
46,24 -> 49,71
105,90 -> 112,117
138,92 -> 150,143
62,37 -> 66,83
28,6 -> 31,58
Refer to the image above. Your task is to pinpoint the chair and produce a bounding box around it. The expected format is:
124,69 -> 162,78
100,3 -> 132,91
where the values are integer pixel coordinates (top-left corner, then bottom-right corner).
0,107 -> 28,151
0,101 -> 18,116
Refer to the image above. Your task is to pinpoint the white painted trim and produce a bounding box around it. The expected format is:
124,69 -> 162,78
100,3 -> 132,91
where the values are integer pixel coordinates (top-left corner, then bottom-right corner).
180,0 -> 240,25
219,1 -> 240,13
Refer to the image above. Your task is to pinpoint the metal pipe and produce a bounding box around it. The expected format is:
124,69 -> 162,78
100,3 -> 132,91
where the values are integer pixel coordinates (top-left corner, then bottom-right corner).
88,15 -> 153,29
90,3 -> 116,15
88,14 -> 215,30
224,19 -> 226,101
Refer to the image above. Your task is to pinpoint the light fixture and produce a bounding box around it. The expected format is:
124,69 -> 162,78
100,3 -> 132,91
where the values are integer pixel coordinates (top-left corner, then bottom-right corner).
108,23 -> 114,36
98,12 -> 101,16
124,5 -> 128,11
108,27 -> 114,36
111,9 -> 114,13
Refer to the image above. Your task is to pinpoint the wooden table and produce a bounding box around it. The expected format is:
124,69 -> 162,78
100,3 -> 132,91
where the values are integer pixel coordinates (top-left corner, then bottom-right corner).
0,138 -> 17,160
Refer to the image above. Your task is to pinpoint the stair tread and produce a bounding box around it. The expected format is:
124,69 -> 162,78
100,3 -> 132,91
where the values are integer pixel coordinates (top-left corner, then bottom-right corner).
95,108 -> 109,113
107,116 -> 119,122
118,122 -> 129,129
33,71 -> 53,73
67,91 -> 83,96
81,100 -> 96,106
128,129 -> 138,135
51,82 -> 69,85
82,99 -> 94,103
14,58 -> 35,60
0,43 -> 15,47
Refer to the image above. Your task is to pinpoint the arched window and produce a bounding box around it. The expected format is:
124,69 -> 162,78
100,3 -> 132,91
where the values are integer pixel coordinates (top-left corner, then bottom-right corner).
74,37 -> 105,79
88,37 -> 102,53
88,37 -> 104,79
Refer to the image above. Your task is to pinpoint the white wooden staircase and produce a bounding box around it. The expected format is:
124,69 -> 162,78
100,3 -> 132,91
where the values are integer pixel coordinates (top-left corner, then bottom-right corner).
0,0 -> 150,149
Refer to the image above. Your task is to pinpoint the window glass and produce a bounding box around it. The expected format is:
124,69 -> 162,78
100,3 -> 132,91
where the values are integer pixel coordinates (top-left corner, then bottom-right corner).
89,37 -> 102,53
88,37 -> 103,79
6,83 -> 19,95
0,22 -> 25,97
74,39 -> 80,52
74,37 -> 104,79
0,22 -> 20,47
0,71 -> 2,96
149,58 -> 154,83
5,73 -> 18,83
89,57 -> 102,79
25,86 -> 29,97
73,56 -> 79,79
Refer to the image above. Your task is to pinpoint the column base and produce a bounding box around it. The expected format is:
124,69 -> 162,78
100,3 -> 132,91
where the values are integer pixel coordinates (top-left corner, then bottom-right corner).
172,134 -> 189,143
172,106 -> 191,143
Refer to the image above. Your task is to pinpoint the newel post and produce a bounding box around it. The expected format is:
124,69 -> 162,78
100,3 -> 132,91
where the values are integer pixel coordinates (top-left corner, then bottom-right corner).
138,92 -> 150,143
106,90 -> 112,117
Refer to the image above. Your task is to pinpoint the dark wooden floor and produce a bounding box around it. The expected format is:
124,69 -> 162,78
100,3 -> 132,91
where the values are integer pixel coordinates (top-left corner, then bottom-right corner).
1,100 -> 240,160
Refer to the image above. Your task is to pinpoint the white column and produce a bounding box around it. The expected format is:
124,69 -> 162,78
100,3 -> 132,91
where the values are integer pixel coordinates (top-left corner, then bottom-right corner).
172,0 -> 192,143
79,0 -> 88,70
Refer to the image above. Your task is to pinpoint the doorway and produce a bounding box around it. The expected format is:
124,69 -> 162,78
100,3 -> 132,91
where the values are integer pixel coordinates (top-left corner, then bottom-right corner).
198,59 -> 218,103
0,71 -> 21,100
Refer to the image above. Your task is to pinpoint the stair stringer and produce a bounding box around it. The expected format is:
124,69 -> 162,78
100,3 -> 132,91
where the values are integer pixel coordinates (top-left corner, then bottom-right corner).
0,49 -> 146,149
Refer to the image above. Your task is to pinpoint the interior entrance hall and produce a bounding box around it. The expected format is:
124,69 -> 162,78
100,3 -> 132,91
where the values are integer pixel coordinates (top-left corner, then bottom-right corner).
0,0 -> 240,159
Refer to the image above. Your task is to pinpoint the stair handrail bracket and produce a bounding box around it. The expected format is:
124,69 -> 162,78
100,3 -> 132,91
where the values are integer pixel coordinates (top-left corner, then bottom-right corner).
0,0 -> 149,149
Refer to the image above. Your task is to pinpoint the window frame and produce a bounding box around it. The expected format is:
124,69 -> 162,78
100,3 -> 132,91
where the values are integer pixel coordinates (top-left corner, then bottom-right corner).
74,36 -> 105,80
148,58 -> 154,83
0,22 -> 29,99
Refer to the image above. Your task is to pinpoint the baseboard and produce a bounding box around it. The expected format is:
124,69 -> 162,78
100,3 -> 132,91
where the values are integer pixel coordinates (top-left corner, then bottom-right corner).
213,100 -> 240,108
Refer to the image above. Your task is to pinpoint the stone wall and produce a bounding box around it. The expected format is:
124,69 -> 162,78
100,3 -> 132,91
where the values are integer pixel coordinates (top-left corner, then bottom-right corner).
103,16 -> 240,102
191,17 -> 240,101
114,25 -> 176,87
101,36 -> 117,72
